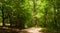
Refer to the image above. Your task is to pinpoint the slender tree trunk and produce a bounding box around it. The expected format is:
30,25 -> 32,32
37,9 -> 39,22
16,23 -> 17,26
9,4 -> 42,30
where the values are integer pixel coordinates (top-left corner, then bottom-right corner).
8,12 -> 13,27
54,1 -> 58,27
43,8 -> 48,27
9,14 -> 12,27
33,0 -> 38,27
2,1 -> 5,26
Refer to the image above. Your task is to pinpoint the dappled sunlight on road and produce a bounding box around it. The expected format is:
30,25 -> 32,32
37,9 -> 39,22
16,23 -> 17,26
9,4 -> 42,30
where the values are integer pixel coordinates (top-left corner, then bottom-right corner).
0,27 -> 57,33
20,27 -> 43,33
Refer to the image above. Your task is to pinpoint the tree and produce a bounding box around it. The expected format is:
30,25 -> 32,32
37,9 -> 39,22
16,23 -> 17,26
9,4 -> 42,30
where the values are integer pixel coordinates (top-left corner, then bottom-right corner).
33,0 -> 38,27
1,0 -> 5,26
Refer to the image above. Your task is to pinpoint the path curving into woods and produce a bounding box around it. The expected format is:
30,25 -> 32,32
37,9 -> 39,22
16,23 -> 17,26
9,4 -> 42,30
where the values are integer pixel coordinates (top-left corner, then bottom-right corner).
19,27 -> 57,33
0,27 -> 57,33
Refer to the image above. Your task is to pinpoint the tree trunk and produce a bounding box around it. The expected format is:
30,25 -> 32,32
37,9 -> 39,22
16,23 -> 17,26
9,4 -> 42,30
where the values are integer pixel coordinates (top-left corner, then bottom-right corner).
54,1 -> 57,27
33,0 -> 38,27
2,2 -> 5,26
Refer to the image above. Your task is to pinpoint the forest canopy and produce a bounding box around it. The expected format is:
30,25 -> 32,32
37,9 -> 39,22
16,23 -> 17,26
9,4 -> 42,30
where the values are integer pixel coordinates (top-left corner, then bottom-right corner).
0,0 -> 60,33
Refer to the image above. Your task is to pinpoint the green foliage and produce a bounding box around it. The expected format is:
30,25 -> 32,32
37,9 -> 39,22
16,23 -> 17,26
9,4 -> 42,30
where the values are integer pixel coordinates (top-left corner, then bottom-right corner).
0,0 -> 60,32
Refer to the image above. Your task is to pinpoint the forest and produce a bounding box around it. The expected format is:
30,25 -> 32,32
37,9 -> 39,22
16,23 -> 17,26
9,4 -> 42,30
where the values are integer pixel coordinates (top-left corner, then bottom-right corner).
0,0 -> 60,33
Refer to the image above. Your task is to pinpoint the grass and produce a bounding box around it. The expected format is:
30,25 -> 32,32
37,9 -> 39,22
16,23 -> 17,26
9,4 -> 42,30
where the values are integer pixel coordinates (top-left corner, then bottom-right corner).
0,23 -> 2,26
0,23 -> 10,26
